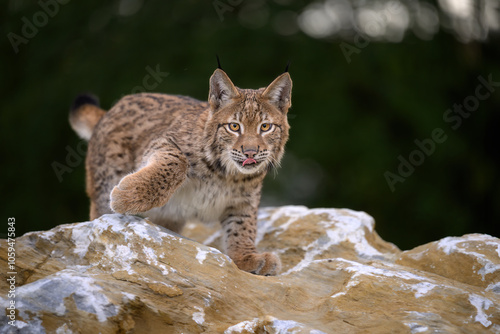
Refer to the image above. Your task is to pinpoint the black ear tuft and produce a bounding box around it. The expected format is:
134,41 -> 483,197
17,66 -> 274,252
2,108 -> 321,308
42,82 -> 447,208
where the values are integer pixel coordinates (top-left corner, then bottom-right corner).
284,60 -> 291,73
216,54 -> 223,70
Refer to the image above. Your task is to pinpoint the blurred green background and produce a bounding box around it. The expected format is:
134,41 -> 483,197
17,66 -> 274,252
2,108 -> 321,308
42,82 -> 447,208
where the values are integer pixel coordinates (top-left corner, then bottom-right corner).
1,0 -> 499,250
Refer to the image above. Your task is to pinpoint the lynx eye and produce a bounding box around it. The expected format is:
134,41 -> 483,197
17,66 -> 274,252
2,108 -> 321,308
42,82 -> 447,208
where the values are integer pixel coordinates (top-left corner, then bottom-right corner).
228,123 -> 240,132
260,123 -> 272,132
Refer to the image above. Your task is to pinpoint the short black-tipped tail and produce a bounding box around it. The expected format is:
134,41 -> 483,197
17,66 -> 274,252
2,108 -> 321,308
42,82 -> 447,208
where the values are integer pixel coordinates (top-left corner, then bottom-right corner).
71,93 -> 100,112
69,93 -> 106,141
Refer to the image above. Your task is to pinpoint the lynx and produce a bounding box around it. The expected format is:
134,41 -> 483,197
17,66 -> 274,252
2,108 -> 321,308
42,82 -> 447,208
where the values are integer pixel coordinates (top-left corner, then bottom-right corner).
69,67 -> 292,276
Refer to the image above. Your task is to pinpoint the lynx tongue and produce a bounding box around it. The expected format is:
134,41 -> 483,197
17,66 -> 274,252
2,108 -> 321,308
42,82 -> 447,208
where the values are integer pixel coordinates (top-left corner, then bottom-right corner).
242,158 -> 257,167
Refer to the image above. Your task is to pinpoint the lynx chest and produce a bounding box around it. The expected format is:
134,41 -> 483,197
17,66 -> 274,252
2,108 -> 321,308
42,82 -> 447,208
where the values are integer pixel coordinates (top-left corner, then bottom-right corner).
144,176 -> 239,224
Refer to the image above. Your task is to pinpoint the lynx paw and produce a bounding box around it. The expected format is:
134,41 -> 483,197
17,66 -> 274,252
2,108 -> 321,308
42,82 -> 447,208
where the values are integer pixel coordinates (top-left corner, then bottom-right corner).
110,171 -> 170,214
234,252 -> 281,276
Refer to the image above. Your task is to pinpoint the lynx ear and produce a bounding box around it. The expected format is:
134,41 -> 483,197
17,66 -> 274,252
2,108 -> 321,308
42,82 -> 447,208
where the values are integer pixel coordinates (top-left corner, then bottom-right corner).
209,69 -> 240,111
262,72 -> 292,113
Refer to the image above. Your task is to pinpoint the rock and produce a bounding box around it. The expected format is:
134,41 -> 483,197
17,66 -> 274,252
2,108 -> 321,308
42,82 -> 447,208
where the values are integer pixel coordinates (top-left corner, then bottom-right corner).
1,206 -> 499,333
396,234 -> 500,290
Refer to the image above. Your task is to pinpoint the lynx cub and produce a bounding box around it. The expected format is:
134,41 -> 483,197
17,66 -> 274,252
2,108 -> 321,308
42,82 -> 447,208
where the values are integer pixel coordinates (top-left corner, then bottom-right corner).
69,68 -> 292,276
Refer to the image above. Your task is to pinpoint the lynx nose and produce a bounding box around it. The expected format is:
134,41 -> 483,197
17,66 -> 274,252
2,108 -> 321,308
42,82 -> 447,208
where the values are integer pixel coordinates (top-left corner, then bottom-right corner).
243,149 -> 257,159
241,145 -> 259,159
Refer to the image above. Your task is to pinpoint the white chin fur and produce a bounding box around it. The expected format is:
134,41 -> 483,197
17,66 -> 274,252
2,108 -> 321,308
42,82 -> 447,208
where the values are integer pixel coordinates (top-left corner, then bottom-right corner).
229,160 -> 265,175
221,153 -> 267,175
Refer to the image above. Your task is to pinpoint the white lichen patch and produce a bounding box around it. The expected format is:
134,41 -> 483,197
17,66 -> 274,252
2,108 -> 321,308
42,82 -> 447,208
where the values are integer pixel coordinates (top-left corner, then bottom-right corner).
271,318 -> 326,333
331,278 -> 360,299
56,214 -> 193,278
338,259 -> 428,282
196,247 -> 208,264
403,311 -> 443,333
225,318 -> 259,333
469,294 -> 493,327
55,323 -> 73,334
192,306 -> 205,325
404,322 -> 428,333
319,208 -> 375,232
410,282 -> 436,298
140,245 -> 176,276
327,258 -> 441,299
282,231 -> 383,276
281,237 -> 331,275
35,229 -> 57,241
121,292 -> 136,302
71,223 -> 94,257
126,221 -> 154,241
142,246 -> 158,264
255,206 -> 296,245
16,269 -> 117,323
103,244 -> 138,275
195,245 -> 230,267
437,235 -> 500,280
319,209 -> 388,259
404,248 -> 429,261
325,227 -> 383,259
224,316 -> 327,334
269,206 -> 309,229
486,282 -> 500,293
266,207 -> 390,276
67,214 -> 185,261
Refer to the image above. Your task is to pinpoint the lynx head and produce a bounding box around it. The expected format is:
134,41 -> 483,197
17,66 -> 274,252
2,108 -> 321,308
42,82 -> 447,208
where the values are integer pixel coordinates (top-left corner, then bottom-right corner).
203,68 -> 292,175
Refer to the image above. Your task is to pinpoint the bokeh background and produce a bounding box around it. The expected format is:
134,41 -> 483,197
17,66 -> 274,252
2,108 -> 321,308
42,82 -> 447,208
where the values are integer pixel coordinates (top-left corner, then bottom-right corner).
2,0 -> 499,250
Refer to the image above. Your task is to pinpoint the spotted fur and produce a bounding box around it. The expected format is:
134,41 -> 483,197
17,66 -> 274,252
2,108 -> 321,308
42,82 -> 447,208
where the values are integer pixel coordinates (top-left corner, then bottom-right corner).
69,69 -> 292,276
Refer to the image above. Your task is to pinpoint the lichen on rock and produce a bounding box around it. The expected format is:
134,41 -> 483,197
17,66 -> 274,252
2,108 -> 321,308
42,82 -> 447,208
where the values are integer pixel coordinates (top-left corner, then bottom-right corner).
1,206 -> 499,333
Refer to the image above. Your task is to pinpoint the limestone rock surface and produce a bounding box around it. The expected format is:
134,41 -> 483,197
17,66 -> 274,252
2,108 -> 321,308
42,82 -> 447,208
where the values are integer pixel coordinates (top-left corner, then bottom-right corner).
1,206 -> 499,333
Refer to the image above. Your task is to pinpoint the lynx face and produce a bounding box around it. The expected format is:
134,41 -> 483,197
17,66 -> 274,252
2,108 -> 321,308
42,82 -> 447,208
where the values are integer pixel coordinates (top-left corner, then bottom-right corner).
204,70 -> 292,176
216,99 -> 288,175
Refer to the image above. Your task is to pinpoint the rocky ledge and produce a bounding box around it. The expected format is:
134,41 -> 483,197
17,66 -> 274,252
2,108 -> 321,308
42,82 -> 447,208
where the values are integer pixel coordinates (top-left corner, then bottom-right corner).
1,206 -> 499,333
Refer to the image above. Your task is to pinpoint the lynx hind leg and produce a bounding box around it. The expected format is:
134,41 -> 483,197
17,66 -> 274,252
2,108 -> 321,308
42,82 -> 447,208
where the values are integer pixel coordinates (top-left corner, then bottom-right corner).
110,139 -> 188,215
86,160 -> 124,220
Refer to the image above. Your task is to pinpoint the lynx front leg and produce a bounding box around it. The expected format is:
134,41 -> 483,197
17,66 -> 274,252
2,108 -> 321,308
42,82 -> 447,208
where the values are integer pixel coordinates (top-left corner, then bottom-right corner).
222,207 -> 281,276
110,138 -> 188,214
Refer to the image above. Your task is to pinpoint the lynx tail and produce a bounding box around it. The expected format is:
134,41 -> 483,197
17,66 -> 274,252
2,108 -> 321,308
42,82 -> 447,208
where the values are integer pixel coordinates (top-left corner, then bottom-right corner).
69,93 -> 106,141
